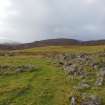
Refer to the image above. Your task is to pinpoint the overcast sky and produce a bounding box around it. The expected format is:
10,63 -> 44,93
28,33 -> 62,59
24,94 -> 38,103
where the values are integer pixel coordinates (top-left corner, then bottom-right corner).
0,0 -> 105,42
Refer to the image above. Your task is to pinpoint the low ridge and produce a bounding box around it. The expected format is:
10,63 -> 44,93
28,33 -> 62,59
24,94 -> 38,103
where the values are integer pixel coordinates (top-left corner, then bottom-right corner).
0,38 -> 105,50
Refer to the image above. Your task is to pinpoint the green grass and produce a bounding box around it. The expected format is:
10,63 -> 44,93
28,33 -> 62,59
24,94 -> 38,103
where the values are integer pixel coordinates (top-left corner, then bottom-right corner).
13,45 -> 105,55
0,56 -> 71,105
1,45 -> 105,105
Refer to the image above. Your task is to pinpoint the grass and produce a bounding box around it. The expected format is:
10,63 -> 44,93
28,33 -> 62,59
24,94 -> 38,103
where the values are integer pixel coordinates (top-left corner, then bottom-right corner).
0,56 -> 71,105
0,45 -> 105,105
13,45 -> 105,55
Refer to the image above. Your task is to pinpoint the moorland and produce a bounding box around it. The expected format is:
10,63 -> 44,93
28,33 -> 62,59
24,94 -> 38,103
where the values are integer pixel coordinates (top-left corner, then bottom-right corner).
0,39 -> 105,105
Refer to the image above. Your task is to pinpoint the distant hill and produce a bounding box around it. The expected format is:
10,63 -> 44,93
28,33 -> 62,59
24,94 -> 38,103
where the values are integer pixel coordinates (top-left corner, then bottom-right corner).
1,38 -> 105,50
84,40 -> 105,45
23,38 -> 82,47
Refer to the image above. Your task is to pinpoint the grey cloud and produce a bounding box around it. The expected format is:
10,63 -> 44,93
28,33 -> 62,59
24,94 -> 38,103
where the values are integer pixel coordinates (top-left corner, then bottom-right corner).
0,0 -> 105,42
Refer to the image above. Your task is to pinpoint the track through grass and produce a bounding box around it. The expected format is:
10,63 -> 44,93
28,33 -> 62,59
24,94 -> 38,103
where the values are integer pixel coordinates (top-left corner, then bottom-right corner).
0,56 -> 71,105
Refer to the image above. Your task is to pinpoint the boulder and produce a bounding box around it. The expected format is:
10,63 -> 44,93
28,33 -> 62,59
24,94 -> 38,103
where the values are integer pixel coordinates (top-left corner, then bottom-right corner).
70,96 -> 77,105
81,95 -> 101,105
64,64 -> 86,78
96,68 -> 105,86
96,77 -> 104,86
0,64 -> 39,75
76,81 -> 90,90
15,64 -> 37,73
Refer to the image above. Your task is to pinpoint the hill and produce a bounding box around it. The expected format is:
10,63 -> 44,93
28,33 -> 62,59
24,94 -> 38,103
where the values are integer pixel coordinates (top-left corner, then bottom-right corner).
1,38 -> 105,50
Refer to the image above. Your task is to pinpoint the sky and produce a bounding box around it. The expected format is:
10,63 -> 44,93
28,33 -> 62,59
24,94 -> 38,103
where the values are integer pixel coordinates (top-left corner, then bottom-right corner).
0,0 -> 105,43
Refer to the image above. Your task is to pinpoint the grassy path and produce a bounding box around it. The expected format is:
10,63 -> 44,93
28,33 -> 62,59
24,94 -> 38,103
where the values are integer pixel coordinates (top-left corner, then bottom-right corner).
0,56 -> 71,105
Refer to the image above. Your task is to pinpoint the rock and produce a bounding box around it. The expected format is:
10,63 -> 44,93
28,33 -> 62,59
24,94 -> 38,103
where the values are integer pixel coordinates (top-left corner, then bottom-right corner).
55,53 -> 77,66
64,64 -> 86,78
96,77 -> 104,86
98,68 -> 105,77
75,80 -> 90,90
98,52 -> 105,57
56,54 -> 66,65
91,62 -> 99,69
70,94 -> 101,105
96,67 -> 105,86
15,64 -> 37,73
77,53 -> 90,61
70,96 -> 77,105
0,64 -> 39,75
81,95 -> 101,105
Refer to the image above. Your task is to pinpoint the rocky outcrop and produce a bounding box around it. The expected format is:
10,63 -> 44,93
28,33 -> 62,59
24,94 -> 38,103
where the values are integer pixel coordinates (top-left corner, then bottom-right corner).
0,64 -> 39,75
81,95 -> 101,105
52,52 -> 105,104
96,67 -> 105,86
70,94 -> 102,105
70,96 -> 77,105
